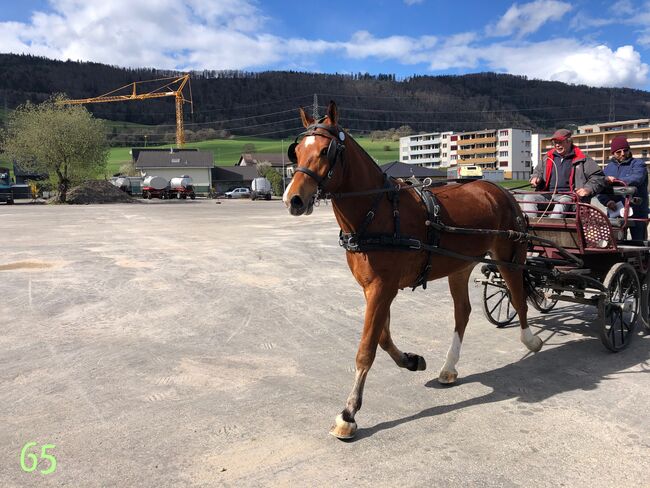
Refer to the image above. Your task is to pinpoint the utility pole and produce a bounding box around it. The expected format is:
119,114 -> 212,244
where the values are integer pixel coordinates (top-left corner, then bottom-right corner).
281,139 -> 286,194
312,94 -> 319,120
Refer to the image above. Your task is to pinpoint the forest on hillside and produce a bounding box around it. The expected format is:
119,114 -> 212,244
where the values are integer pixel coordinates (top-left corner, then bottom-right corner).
2,53 -> 650,146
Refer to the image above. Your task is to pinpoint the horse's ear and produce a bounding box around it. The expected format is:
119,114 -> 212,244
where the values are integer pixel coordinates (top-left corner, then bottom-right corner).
299,106 -> 314,128
327,100 -> 339,125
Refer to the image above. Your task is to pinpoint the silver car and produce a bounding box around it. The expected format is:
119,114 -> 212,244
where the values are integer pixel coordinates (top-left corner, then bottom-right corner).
225,187 -> 251,199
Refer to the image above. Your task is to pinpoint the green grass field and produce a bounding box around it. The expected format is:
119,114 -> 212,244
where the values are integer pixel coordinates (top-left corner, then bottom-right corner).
106,135 -> 400,175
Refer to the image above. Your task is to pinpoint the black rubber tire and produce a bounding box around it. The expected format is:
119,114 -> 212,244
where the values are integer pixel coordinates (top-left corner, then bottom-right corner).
482,276 -> 517,327
600,263 -> 640,352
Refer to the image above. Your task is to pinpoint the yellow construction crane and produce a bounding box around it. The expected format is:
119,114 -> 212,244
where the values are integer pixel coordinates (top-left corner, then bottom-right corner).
60,74 -> 193,146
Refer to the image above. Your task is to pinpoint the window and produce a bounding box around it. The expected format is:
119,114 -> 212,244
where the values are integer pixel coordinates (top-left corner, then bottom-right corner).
499,141 -> 509,147
499,130 -> 509,137
499,151 -> 509,157
451,154 -> 457,160
585,128 -> 593,133
500,161 -> 508,167
402,156 -> 409,161
451,145 -> 457,151
451,135 -> 458,141
524,161 -> 531,167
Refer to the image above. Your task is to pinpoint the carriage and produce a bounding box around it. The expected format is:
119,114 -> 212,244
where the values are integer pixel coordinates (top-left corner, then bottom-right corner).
478,186 -> 650,352
284,100 -> 650,439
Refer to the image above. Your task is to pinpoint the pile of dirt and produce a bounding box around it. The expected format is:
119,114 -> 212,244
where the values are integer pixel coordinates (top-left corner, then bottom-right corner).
65,180 -> 137,204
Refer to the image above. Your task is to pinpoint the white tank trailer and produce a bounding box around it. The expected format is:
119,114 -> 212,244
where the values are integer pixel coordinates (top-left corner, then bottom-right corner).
168,175 -> 196,200
113,176 -> 132,194
142,175 -> 168,190
251,177 -> 272,200
141,175 -> 169,199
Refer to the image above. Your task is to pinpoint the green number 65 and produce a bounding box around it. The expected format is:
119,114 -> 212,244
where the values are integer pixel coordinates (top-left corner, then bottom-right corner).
20,442 -> 57,475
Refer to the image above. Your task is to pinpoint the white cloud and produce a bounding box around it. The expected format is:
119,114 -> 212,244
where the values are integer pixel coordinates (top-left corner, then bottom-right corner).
0,0 -> 648,89
484,41 -> 649,88
488,0 -> 572,38
343,31 -> 437,63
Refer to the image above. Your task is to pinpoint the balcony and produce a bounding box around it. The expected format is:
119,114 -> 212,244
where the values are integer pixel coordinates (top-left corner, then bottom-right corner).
458,147 -> 497,156
459,155 -> 498,164
458,136 -> 497,146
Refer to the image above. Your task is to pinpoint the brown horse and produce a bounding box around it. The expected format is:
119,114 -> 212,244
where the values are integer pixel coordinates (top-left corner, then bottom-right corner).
283,101 -> 543,439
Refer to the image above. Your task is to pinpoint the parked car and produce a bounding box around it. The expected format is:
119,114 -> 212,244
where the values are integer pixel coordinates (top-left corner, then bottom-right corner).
225,187 -> 251,199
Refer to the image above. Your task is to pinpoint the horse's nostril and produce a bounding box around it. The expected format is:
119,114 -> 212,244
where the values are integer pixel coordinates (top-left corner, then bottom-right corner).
290,195 -> 304,209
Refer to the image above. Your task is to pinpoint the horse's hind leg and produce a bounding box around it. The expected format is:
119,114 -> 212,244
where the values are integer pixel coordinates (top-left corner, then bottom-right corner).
497,265 -> 543,352
379,310 -> 427,372
330,283 -> 397,440
438,265 -> 474,385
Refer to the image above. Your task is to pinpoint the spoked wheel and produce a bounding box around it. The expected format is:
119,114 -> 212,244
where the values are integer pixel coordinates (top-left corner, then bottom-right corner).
600,263 -> 640,352
482,271 -> 517,327
527,273 -> 559,313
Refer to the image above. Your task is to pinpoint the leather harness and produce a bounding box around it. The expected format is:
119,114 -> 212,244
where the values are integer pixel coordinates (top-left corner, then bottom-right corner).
289,122 -> 578,290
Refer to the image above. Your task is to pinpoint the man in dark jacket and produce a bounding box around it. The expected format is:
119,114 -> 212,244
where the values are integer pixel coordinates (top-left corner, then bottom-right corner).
523,129 -> 606,218
597,135 -> 649,240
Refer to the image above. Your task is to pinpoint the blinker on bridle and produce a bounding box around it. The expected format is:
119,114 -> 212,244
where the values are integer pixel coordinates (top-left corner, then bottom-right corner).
287,120 -> 346,191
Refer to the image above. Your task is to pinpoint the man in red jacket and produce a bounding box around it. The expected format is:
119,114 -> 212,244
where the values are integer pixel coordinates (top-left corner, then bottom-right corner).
523,129 -> 605,218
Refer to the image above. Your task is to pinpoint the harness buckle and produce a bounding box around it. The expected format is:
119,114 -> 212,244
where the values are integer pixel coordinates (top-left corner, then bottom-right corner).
409,240 -> 422,250
433,204 -> 440,216
393,210 -> 400,217
339,233 -> 359,251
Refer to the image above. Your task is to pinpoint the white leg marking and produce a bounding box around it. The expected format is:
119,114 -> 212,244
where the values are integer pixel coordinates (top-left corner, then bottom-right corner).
441,331 -> 462,374
521,327 -> 543,352
282,179 -> 294,205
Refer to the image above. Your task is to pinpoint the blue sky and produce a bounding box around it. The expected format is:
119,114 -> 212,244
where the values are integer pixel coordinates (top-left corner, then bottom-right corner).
1,0 -> 650,89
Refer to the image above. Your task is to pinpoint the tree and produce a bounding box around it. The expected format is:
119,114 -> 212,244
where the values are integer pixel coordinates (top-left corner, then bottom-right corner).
2,95 -> 109,203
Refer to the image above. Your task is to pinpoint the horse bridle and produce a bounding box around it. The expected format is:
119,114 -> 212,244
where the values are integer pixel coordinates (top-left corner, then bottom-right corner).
287,121 -> 346,191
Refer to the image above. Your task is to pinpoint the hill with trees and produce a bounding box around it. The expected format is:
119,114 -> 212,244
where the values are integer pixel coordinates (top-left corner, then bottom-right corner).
1,53 -> 650,145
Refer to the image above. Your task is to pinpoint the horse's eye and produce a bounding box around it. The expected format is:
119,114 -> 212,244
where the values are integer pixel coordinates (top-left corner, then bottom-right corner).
320,148 -> 328,156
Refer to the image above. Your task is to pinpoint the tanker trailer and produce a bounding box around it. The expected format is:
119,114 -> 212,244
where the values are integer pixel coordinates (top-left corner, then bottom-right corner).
141,175 -> 169,199
168,175 -> 195,200
112,176 -> 133,195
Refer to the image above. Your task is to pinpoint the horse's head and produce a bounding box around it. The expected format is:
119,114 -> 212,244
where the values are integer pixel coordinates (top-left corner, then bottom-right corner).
283,100 -> 346,216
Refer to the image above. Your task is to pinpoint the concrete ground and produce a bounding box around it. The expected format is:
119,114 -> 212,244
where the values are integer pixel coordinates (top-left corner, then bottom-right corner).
1,198 -> 649,488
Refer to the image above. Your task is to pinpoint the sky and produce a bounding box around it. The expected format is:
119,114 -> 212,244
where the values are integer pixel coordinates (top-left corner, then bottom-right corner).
1,0 -> 650,90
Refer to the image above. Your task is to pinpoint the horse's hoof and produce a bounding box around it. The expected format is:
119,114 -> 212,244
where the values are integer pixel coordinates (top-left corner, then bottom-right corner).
329,414 -> 357,440
405,353 -> 427,371
525,335 -> 543,353
438,370 -> 458,385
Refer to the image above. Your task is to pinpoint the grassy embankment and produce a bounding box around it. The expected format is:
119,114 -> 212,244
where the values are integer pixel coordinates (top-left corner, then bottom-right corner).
106,135 -> 400,175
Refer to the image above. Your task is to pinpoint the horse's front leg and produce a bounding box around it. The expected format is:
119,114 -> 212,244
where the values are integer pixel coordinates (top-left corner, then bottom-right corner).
330,283 -> 397,440
379,310 -> 427,371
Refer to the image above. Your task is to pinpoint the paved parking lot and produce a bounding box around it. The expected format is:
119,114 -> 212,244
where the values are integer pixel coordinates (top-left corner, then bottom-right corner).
1,198 -> 649,487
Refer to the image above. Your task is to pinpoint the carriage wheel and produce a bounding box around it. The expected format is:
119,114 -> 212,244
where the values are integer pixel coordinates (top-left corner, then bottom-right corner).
482,275 -> 517,327
527,277 -> 559,313
600,263 -> 640,352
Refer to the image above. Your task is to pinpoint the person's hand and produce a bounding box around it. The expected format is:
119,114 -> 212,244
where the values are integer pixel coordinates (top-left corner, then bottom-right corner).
606,176 -> 616,183
530,176 -> 540,187
606,200 -> 618,211
575,188 -> 592,198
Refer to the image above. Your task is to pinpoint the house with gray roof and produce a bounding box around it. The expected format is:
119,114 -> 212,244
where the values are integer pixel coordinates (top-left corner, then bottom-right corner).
135,150 -> 213,194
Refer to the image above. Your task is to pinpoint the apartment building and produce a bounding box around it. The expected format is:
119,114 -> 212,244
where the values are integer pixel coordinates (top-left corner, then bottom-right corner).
540,118 -> 650,167
400,128 -> 531,178
399,132 -> 445,167
457,128 -> 532,179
